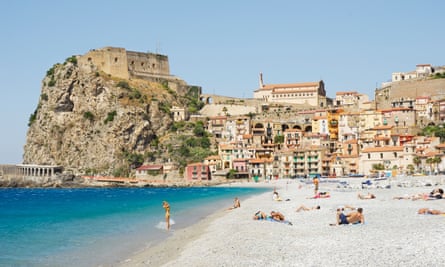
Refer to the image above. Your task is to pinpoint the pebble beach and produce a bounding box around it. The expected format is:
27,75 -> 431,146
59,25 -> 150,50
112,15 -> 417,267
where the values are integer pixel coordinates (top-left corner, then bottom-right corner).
118,176 -> 445,267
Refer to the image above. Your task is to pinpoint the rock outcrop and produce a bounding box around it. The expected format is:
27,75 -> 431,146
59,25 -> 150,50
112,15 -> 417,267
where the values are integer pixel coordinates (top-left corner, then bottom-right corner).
23,53 -> 194,176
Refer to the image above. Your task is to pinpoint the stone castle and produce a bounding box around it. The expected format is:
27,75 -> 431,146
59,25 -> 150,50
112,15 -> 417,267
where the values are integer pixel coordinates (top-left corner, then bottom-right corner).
78,46 -> 196,96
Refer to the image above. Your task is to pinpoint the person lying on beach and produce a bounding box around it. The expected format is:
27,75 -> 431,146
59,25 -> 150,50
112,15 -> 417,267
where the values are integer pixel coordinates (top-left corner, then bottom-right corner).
429,188 -> 444,199
307,191 -> 330,199
273,188 -> 282,201
417,208 -> 445,215
394,189 -> 444,201
227,197 -> 241,210
393,194 -> 414,200
358,192 -> 376,199
227,198 -> 240,210
253,211 -> 268,220
296,204 -> 320,212
270,211 -> 293,225
253,211 -> 292,225
331,207 -> 364,225
338,205 -> 356,211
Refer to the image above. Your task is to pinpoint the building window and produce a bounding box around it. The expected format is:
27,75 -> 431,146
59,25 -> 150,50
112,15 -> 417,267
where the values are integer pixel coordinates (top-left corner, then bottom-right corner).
380,153 -> 383,159
368,153 -> 370,159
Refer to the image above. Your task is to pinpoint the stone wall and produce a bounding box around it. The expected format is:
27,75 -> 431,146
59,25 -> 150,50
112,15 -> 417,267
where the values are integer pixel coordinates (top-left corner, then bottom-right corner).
127,50 -> 170,78
78,47 -> 129,79
78,47 -> 171,81
376,78 -> 445,110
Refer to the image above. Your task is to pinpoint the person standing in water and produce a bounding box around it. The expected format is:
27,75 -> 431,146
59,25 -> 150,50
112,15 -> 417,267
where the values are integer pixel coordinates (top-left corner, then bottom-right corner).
162,201 -> 171,230
313,176 -> 319,195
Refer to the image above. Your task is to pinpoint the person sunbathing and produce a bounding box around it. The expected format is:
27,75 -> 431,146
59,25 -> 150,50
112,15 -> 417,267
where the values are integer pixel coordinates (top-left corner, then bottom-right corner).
331,207 -> 365,225
253,211 -> 292,225
227,197 -> 241,210
395,189 -> 444,201
273,188 -> 282,201
428,188 -> 444,199
358,192 -> 376,199
417,208 -> 445,215
307,191 -> 330,199
253,210 -> 268,220
296,204 -> 320,212
336,205 -> 356,211
270,211 -> 292,225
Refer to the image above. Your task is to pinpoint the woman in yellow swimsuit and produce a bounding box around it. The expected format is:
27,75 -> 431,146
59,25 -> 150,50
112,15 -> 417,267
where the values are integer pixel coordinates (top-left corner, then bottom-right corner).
162,201 -> 171,230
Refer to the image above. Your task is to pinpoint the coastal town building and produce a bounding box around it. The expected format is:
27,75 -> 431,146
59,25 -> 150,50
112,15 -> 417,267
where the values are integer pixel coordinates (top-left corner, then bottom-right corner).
334,91 -> 369,110
253,73 -> 330,108
135,164 -> 164,179
184,162 -> 211,182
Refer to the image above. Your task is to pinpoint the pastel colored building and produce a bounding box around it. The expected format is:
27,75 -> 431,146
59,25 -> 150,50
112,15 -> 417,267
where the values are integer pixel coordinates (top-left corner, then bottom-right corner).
184,163 -> 211,181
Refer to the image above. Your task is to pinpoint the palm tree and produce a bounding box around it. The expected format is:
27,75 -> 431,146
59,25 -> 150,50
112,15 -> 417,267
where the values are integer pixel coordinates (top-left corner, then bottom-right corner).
406,164 -> 414,175
432,156 -> 442,174
413,156 -> 421,172
426,157 -> 434,174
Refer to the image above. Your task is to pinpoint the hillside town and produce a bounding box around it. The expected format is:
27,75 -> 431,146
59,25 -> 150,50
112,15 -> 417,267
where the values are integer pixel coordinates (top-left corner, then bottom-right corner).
2,47 -> 445,187
136,63 -> 445,183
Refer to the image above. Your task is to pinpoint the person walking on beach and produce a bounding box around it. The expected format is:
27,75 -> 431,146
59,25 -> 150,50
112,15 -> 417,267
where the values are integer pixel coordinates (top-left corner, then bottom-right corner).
313,176 -> 319,195
162,201 -> 171,230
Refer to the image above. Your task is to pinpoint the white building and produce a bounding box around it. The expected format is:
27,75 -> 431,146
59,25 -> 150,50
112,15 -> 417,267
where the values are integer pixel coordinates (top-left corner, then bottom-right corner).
253,73 -> 328,107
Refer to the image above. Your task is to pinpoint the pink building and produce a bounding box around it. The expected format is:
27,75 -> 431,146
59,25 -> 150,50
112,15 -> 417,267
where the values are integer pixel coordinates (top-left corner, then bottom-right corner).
184,163 -> 211,181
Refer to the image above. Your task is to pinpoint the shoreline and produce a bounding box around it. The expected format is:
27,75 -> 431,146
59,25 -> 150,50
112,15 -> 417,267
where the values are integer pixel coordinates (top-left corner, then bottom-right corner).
117,176 -> 445,266
117,181 -> 277,266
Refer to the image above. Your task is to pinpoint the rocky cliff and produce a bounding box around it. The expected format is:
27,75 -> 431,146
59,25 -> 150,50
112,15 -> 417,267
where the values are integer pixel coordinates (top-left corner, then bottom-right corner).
23,55 -> 197,175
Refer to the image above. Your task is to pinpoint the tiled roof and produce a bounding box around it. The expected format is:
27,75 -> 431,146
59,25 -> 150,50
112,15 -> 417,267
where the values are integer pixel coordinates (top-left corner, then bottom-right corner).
336,91 -> 358,95
136,164 -> 163,170
271,89 -> 317,94
259,82 -> 320,91
249,158 -> 265,164
187,162 -> 206,167
435,143 -> 445,149
371,125 -> 393,130
361,146 -> 404,153
205,155 -> 221,160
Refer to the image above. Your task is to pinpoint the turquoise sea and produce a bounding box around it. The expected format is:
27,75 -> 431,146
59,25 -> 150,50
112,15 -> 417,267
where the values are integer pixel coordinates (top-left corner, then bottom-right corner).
0,186 -> 269,266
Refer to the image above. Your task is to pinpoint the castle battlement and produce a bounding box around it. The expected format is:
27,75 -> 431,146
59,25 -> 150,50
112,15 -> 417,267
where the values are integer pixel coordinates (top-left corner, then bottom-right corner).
78,46 -> 170,80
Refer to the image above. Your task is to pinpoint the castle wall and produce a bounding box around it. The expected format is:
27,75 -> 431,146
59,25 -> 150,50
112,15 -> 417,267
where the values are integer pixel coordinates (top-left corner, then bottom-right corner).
376,78 -> 445,110
78,47 -> 171,81
78,47 -> 129,79
127,50 -> 170,78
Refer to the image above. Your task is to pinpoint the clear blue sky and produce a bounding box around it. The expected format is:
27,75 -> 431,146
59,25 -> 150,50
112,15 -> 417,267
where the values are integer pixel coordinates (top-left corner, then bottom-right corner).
1,0 -> 444,164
